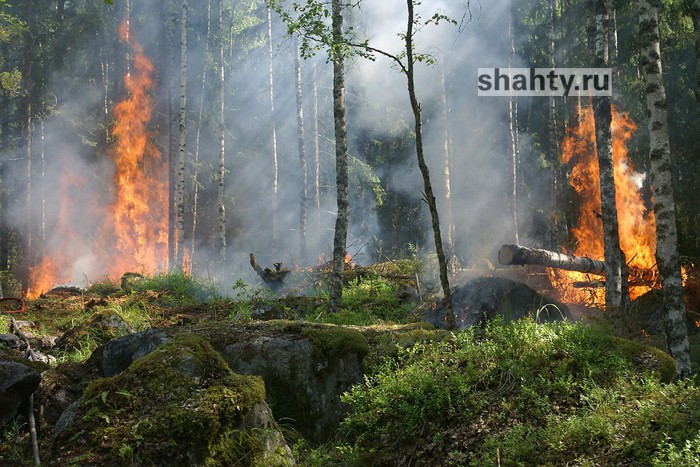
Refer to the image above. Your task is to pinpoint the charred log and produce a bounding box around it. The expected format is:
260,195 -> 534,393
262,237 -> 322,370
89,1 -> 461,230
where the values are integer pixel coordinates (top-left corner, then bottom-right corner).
249,253 -> 290,290
498,244 -> 606,276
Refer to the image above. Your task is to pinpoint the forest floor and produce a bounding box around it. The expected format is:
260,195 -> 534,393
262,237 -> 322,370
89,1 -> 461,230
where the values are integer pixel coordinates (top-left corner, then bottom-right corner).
1,260 -> 700,465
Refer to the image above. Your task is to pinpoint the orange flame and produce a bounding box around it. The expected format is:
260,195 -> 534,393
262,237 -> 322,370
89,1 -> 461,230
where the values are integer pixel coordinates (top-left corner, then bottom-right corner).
550,105 -> 658,306
27,21 -> 168,297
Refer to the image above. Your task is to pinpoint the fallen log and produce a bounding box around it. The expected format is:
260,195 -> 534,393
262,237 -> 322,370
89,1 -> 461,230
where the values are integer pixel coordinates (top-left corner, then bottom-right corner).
498,244 -> 606,276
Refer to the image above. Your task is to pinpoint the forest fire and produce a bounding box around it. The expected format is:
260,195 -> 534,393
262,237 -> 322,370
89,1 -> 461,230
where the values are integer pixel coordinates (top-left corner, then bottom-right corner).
549,106 -> 658,306
26,22 -> 167,297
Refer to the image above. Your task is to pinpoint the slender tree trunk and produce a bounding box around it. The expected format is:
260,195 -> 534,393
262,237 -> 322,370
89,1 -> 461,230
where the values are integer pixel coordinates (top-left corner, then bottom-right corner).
39,119 -> 45,247
312,60 -> 321,241
191,0 -> 211,264
217,0 -> 226,262
329,0 -> 350,314
508,1 -> 519,245
639,0 -> 692,378
439,59 -> 456,262
22,16 -> 33,284
267,7 -> 279,255
593,0 -> 625,309
405,0 -> 454,326
166,0 -> 177,269
175,0 -> 188,271
609,6 -> 620,85
294,36 -> 308,262
101,51 -> 111,145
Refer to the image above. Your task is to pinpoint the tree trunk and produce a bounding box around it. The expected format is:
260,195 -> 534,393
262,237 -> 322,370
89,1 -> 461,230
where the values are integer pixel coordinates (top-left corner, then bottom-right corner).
438,59 -> 456,262
191,0 -> 211,264
217,0 -> 226,262
294,36 -> 308,262
267,7 -> 279,255
639,0 -> 692,378
508,0 -> 519,245
166,0 -> 177,268
498,244 -> 606,275
312,60 -> 321,241
22,16 -> 33,285
39,119 -> 45,247
405,0 -> 454,327
175,0 -> 188,271
594,0 -> 625,309
329,0 -> 350,314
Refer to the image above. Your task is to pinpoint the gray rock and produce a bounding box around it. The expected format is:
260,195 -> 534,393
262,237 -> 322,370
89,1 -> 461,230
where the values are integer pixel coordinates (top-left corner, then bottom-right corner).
0,333 -> 21,349
0,360 -> 41,427
101,329 -> 170,376
53,398 -> 81,437
222,330 -> 365,443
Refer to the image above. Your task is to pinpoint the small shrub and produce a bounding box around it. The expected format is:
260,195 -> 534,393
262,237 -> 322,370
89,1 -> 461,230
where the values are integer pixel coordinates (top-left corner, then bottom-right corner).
130,272 -> 220,305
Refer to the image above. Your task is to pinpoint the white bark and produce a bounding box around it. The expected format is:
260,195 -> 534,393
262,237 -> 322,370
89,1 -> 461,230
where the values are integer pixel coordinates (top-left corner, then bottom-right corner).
639,0 -> 692,377
175,0 -> 188,271
217,0 -> 226,262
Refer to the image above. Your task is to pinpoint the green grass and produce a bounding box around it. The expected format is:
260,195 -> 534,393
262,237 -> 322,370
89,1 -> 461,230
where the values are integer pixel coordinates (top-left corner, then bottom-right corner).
129,272 -> 221,305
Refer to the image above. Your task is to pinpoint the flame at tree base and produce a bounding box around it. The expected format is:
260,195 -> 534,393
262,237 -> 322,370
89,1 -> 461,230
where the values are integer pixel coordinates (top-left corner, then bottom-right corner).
26,21 -> 168,298
549,106 -> 659,308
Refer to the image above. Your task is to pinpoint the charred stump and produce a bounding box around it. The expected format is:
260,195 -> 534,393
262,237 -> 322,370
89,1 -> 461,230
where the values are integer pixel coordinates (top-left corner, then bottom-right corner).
249,253 -> 290,292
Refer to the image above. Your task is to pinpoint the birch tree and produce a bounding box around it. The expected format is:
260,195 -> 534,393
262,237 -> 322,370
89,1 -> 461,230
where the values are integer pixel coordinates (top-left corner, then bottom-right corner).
267,6 -> 279,255
174,0 -> 188,271
294,36 -> 308,262
217,0 -> 226,263
639,0 -> 692,377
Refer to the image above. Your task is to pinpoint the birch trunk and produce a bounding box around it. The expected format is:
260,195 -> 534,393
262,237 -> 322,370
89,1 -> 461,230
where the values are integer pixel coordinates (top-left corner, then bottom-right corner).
508,0 -> 519,245
166,0 -> 177,268
267,7 -> 279,255
294,37 -> 308,262
191,0 -> 211,263
312,60 -> 321,240
439,60 -> 455,261
329,0 -> 350,314
175,0 -> 188,271
23,17 -> 33,279
405,0 -> 454,327
639,0 -> 692,378
594,0 -> 624,309
217,0 -> 226,262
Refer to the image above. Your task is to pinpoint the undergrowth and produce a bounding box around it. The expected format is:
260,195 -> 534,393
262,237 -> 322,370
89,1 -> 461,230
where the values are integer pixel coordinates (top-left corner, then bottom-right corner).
334,318 -> 698,466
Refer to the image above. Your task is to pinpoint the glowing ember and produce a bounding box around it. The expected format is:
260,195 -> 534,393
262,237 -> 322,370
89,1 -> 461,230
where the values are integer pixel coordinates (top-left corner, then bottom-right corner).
550,106 -> 658,306
27,21 -> 168,297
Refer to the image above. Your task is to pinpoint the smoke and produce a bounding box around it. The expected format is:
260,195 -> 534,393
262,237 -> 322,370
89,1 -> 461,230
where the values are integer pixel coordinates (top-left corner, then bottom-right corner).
2,0 -> 552,294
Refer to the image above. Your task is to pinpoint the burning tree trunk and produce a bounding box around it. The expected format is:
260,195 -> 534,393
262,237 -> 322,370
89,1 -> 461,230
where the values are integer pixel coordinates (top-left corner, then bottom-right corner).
639,0 -> 692,378
594,0 -> 626,309
498,244 -> 606,275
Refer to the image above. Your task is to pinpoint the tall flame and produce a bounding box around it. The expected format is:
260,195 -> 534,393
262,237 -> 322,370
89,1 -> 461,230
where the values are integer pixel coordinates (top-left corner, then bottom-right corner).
27,21 -> 168,297
551,106 -> 658,306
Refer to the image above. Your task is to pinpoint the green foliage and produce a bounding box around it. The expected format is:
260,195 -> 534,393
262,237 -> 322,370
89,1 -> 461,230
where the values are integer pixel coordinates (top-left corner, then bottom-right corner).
653,430 -> 700,466
129,272 -> 221,305
339,319 -> 698,465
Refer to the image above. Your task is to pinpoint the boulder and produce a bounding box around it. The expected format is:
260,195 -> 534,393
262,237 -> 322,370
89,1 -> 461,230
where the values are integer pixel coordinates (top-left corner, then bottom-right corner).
101,328 -> 169,376
51,334 -> 295,466
0,333 -> 21,349
426,276 -> 570,329
0,360 -> 41,427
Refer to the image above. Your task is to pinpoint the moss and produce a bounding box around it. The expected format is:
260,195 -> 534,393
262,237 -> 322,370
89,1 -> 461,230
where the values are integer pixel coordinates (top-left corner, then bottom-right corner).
614,336 -> 677,383
360,323 -> 452,373
54,334 -> 268,466
300,323 -> 369,371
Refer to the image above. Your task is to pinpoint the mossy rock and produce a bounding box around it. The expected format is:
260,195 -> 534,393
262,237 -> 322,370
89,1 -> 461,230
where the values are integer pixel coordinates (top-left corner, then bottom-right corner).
51,334 -> 293,466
